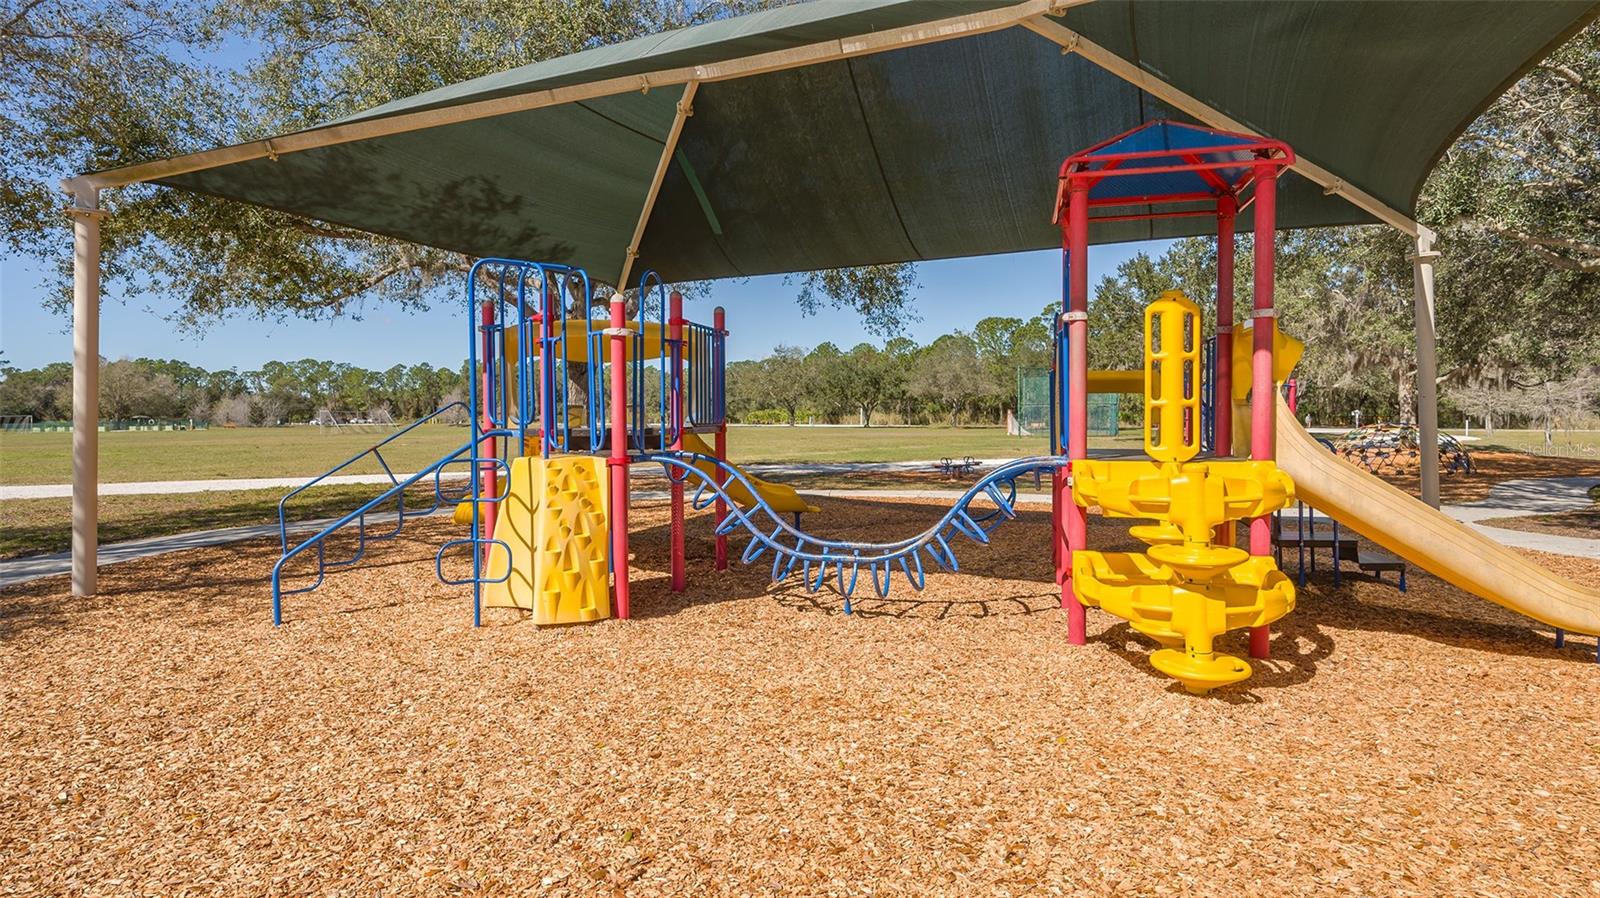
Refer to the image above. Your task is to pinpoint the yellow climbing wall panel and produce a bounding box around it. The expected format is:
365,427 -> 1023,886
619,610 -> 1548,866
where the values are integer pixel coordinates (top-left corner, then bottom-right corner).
480,454 -> 611,625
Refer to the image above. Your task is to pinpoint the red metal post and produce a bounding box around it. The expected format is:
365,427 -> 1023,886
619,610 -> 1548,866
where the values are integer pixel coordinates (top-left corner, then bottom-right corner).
608,297 -> 631,619
478,301 -> 498,561
712,306 -> 729,572
1065,181 -> 1090,644
669,290 -> 687,592
537,280 -> 555,458
1248,162 -> 1279,660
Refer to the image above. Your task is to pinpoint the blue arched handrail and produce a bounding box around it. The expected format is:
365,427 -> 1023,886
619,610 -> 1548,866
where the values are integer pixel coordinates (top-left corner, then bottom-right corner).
646,452 -> 1067,607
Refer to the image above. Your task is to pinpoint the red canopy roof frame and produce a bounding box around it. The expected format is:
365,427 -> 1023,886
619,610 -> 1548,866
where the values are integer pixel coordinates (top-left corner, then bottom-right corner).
1049,120 -> 1295,654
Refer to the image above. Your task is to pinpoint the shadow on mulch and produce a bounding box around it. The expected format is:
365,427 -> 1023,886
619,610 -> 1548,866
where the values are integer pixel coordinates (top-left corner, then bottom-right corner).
0,527 -> 455,640
1372,450 -> 1600,504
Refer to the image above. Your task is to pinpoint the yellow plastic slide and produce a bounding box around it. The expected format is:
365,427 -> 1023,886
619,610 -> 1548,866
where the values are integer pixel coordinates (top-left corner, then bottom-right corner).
679,430 -> 819,515
1273,394 -> 1600,635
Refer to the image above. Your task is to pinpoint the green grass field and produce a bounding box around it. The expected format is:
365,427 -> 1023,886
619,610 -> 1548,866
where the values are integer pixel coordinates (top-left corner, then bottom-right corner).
1443,428 -> 1600,457
0,425 -> 472,486
0,423 -> 1135,558
0,424 -> 1141,485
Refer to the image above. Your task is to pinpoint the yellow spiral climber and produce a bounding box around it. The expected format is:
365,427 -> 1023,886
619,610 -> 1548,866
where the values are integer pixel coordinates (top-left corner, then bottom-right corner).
1070,290 -> 1297,694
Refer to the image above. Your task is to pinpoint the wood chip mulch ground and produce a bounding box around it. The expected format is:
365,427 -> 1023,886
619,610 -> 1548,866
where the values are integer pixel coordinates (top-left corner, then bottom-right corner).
3,497 -> 1598,896
1477,507 -> 1600,540
1371,450 -> 1600,505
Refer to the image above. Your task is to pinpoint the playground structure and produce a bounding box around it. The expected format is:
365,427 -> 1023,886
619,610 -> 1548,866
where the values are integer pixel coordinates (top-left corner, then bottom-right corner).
1272,381 -> 1410,590
1068,291 -> 1297,692
273,262 -> 1067,627
1333,422 -> 1476,477
270,119 -> 1600,692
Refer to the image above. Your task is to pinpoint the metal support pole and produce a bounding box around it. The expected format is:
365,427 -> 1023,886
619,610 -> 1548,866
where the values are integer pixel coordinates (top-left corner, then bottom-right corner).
608,297 -> 632,619
479,301 -> 499,561
618,82 -> 699,289
1410,234 -> 1442,508
712,306 -> 729,572
1065,182 -> 1090,644
668,291 -> 687,591
1214,194 -> 1236,457
68,183 -> 102,598
1248,163 -> 1278,660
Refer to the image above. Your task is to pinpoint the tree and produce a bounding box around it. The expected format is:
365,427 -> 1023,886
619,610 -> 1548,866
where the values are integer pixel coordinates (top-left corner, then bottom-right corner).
1421,22 -> 1600,385
0,360 -> 71,419
758,345 -> 809,426
1448,381 -> 1517,434
833,343 -> 900,426
909,334 -> 984,427
787,264 -> 921,339
1509,373 -> 1600,447
4,0 -> 921,337
804,343 -> 848,421
972,316 -> 1050,422
98,358 -> 175,419
724,359 -> 765,420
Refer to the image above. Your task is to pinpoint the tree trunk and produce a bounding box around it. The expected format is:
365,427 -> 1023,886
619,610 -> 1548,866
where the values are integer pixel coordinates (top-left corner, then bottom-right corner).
1397,369 -> 1417,425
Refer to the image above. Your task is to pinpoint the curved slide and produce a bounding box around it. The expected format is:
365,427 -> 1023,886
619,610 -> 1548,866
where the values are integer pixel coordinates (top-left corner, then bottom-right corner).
678,431 -> 819,515
1273,394 -> 1600,635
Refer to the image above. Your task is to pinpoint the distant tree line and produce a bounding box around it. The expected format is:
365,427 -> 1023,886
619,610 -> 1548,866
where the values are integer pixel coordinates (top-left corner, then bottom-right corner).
724,311 -> 1053,429
727,223 -> 1599,432
0,357 -> 467,426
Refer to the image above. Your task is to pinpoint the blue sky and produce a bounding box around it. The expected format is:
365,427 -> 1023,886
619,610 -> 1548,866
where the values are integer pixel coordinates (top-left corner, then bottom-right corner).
0,241 -> 1170,371
0,24 -> 1175,373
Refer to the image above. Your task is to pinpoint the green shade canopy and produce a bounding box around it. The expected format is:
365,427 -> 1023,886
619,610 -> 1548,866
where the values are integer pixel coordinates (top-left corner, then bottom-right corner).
96,0 -> 1597,285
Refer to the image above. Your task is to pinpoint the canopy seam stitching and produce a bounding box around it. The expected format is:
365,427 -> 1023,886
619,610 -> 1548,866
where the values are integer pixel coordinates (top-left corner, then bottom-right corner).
843,56 -> 924,261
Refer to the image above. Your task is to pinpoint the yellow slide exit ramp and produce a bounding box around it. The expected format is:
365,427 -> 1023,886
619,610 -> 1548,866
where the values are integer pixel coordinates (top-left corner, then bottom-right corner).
679,430 -> 819,515
1273,394 -> 1600,636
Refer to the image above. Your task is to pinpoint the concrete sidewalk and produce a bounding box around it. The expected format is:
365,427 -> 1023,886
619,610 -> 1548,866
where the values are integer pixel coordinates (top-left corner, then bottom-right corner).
1447,476 -> 1599,559
0,457 -> 1018,500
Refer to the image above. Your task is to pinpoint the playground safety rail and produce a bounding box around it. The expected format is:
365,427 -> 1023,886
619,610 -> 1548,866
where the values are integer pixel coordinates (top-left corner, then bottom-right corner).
275,401 -> 471,553
270,431 -> 509,626
648,452 -> 1068,612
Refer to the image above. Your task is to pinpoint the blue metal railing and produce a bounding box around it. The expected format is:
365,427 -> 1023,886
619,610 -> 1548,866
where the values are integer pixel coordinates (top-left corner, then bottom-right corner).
647,452 -> 1067,612
275,401 -> 471,554
1052,318 -> 1067,455
270,435 -> 502,625
270,257 -> 733,626
685,320 -> 723,427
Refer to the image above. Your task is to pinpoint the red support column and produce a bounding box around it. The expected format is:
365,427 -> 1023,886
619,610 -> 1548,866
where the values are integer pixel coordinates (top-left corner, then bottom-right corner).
669,290 -> 687,592
1248,162 -> 1279,660
712,306 -> 729,572
1065,181 -> 1090,645
538,281 -> 556,458
608,297 -> 631,619
478,301 -> 498,562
